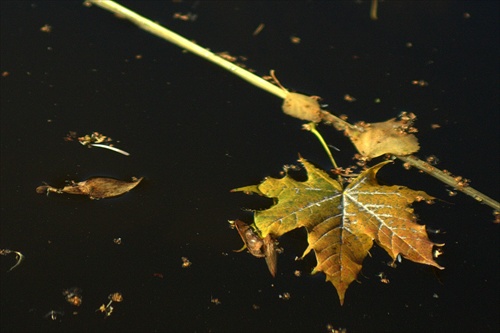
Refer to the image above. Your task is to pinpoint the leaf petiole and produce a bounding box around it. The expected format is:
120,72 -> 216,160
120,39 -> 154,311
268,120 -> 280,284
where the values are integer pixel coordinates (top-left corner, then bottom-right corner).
303,122 -> 339,170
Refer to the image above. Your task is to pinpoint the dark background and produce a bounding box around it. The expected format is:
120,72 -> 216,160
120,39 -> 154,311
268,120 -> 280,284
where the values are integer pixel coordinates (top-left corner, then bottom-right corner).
1,1 -> 498,332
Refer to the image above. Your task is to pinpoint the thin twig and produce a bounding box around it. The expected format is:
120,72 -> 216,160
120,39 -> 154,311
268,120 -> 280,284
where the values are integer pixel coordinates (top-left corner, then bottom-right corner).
90,143 -> 130,156
0,249 -> 25,272
396,155 -> 500,211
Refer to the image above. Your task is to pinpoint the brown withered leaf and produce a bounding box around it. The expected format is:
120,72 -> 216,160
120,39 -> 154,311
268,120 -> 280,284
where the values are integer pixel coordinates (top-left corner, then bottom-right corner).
233,220 -> 278,277
282,93 -> 323,123
345,118 -> 419,158
270,70 -> 322,123
36,177 -> 143,199
232,157 -> 442,305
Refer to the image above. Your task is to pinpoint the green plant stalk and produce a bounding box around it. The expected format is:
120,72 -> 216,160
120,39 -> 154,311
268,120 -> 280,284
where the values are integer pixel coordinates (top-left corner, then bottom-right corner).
87,0 -> 499,213
304,123 -> 339,170
88,0 -> 285,100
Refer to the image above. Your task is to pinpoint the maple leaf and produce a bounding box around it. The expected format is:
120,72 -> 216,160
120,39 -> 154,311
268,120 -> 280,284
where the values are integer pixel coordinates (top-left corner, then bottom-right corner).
233,157 -> 443,305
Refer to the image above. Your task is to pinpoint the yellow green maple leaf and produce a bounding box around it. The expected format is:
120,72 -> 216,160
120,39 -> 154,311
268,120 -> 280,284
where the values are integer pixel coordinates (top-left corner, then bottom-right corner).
233,157 -> 443,305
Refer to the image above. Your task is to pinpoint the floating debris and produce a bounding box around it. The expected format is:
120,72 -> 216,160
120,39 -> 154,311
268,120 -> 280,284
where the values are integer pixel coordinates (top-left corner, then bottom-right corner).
65,131 -> 130,156
40,24 -> 52,33
376,272 -> 390,284
109,292 -> 123,302
96,292 -> 123,318
431,123 -> 441,129
279,292 -> 291,300
426,155 -> 440,165
326,323 -> 348,333
63,287 -> 83,306
252,23 -> 265,36
411,79 -> 429,87
343,94 -> 357,102
433,248 -> 444,258
36,176 -> 143,199
0,249 -> 25,272
89,143 -> 130,156
44,310 -> 64,321
181,257 -> 192,268
173,12 -> 197,21
210,295 -> 221,305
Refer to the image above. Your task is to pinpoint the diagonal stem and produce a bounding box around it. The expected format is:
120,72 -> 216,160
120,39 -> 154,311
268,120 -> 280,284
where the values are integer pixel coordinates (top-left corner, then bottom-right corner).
87,0 -> 286,99
396,155 -> 500,211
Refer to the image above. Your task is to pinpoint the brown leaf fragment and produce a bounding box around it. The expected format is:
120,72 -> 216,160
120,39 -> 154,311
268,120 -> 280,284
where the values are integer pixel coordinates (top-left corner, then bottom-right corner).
282,93 -> 323,123
233,220 -> 278,277
263,234 -> 278,277
36,177 -> 143,199
345,118 -> 420,158
268,70 -> 322,123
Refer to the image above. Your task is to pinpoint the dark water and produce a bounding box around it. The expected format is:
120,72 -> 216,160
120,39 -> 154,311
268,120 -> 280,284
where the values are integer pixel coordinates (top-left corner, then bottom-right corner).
1,1 -> 498,332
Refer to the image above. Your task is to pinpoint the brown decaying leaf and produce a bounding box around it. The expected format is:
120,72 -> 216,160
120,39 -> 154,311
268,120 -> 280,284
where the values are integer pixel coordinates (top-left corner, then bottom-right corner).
282,93 -> 322,123
234,220 -> 278,277
345,118 -> 419,158
36,177 -> 143,199
233,157 -> 442,305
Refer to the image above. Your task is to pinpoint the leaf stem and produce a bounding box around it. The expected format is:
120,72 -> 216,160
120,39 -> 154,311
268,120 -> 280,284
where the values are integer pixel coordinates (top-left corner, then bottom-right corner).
303,123 -> 339,170
87,0 -> 286,99
396,155 -> 500,211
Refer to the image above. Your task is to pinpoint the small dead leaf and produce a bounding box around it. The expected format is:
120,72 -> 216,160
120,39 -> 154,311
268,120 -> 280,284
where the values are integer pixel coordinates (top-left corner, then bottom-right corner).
173,12 -> 197,21
279,292 -> 291,300
269,70 -> 322,123
40,24 -> 52,33
345,118 -> 420,158
343,94 -> 357,102
109,292 -> 123,302
36,177 -> 143,199
233,220 -> 278,277
282,93 -> 322,122
63,287 -> 82,306
181,256 -> 192,268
